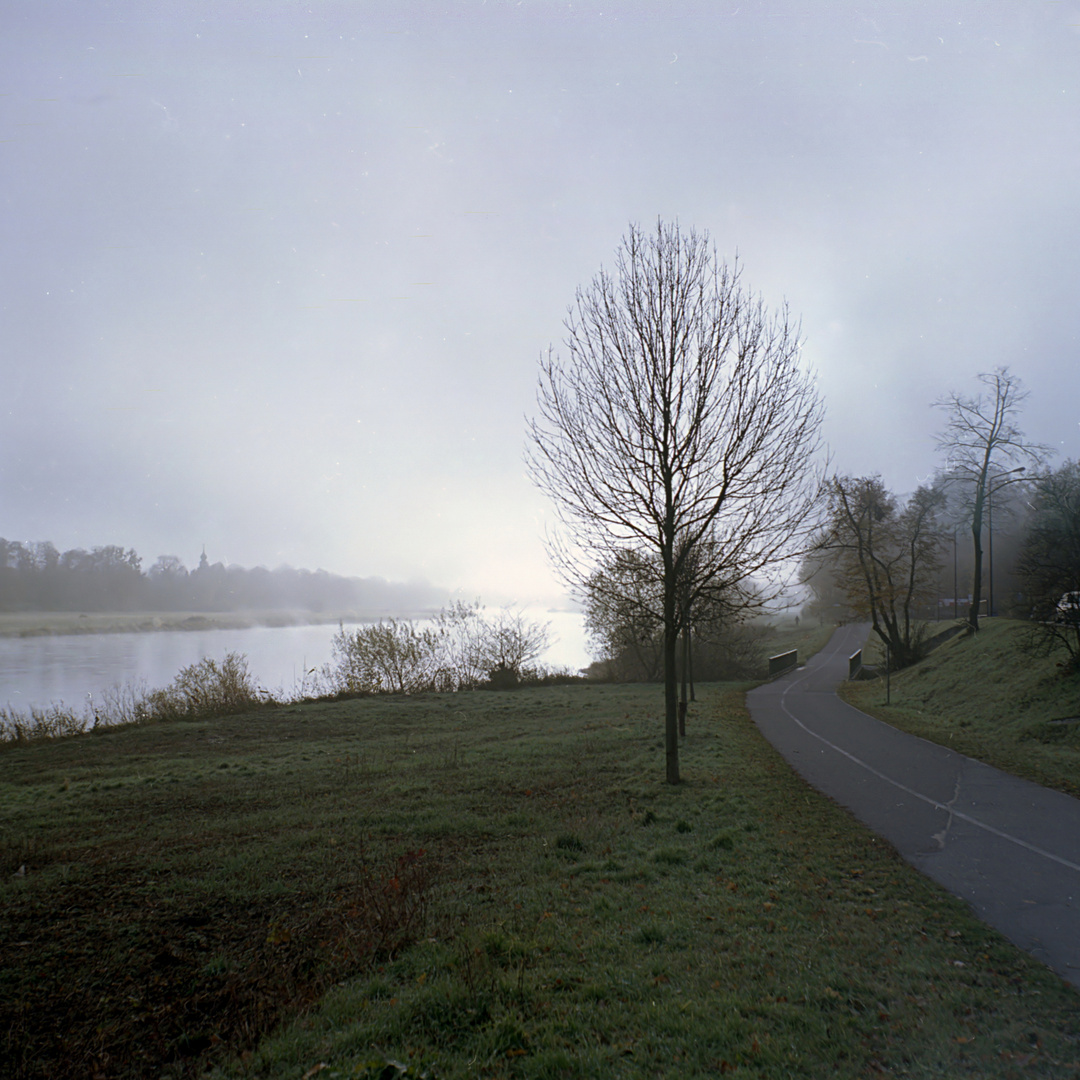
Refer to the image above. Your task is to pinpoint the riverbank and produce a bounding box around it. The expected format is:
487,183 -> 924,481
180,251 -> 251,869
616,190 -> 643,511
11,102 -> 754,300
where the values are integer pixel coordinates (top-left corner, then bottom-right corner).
0,610 -> 431,639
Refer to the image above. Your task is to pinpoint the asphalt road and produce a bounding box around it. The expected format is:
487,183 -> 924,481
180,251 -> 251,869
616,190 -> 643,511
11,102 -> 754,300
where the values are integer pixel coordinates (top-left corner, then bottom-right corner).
747,622 -> 1080,989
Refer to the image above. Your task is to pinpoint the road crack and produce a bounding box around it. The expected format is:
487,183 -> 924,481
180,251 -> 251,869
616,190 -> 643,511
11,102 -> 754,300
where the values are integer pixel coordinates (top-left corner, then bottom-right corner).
931,772 -> 963,850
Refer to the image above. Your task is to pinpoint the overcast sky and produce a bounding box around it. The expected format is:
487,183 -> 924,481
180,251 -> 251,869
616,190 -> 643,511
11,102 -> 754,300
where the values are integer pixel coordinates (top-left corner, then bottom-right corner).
3,0 -> 1078,607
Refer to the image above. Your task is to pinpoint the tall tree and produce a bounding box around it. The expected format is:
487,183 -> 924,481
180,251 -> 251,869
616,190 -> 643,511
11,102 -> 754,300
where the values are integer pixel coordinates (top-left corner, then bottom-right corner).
527,220 -> 824,783
1017,460 -> 1080,670
817,476 -> 944,668
934,368 -> 1050,632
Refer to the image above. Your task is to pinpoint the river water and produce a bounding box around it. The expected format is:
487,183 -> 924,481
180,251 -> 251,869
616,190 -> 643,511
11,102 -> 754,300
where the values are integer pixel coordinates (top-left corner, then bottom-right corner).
0,610 -> 590,714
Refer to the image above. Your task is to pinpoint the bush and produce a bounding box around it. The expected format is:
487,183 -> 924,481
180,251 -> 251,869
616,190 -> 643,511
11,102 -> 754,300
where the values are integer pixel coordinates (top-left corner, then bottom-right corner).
322,603 -> 554,696
0,703 -> 90,742
147,653 -> 268,720
326,620 -> 444,695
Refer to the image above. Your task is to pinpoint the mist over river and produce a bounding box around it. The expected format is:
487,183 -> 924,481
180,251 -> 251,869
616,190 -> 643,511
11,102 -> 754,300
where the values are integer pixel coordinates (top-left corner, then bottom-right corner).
0,610 -> 589,715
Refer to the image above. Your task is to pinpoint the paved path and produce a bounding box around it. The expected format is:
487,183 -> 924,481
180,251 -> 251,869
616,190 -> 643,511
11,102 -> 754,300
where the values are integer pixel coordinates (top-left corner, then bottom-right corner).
747,623 -> 1080,989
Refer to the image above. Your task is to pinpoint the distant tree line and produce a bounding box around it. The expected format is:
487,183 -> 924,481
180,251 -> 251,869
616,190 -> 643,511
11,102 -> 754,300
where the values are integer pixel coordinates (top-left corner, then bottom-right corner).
0,539 -> 445,615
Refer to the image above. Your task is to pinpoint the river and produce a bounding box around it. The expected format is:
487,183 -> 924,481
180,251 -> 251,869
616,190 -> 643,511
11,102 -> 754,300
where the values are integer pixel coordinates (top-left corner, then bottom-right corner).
0,610 -> 590,715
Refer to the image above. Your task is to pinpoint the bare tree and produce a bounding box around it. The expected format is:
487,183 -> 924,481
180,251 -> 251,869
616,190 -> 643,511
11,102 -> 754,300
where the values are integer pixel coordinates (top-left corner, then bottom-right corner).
582,542 -> 744,693
583,549 -> 665,681
935,368 -> 1051,632
526,220 -> 824,783
817,476 -> 945,668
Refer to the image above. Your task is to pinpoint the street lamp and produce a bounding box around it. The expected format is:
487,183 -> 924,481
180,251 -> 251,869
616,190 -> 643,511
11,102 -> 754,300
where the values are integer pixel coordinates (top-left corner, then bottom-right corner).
987,466 -> 1026,617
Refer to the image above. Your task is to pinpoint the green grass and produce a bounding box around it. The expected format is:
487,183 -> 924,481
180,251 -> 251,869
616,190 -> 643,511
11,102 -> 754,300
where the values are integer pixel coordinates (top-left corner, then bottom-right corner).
761,619 -> 835,670
840,619 -> 1080,797
2,680 -> 1079,1079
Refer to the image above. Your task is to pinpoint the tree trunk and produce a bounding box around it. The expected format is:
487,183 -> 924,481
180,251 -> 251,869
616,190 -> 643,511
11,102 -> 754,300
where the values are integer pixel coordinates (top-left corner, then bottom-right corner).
969,510 -> 984,633
664,583 -> 681,784
664,627 -> 680,782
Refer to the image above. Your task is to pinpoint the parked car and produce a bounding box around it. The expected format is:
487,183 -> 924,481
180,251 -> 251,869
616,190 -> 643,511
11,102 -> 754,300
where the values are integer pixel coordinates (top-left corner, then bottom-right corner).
1055,592 -> 1080,624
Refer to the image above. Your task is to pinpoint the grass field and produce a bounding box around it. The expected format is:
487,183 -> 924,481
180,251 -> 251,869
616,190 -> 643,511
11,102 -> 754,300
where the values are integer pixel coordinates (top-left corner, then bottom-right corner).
840,619 -> 1080,798
760,620 -> 834,672
4,660 -> 1080,1078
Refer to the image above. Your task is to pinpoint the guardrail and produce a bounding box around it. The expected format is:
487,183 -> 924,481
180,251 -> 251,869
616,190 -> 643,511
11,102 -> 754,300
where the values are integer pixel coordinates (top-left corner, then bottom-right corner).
768,650 -> 798,679
848,649 -> 862,680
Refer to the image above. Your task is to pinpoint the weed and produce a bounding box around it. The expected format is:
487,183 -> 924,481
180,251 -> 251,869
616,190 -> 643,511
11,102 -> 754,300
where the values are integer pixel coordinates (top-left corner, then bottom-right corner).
633,924 -> 666,946
651,847 -> 688,866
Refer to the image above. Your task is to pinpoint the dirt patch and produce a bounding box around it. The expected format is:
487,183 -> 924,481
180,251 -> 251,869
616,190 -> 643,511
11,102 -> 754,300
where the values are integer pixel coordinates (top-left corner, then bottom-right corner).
0,848 -> 435,1079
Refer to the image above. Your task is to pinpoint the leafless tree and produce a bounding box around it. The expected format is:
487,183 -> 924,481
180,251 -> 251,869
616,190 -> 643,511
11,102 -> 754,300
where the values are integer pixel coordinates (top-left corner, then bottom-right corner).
817,476 -> 945,668
478,606 -> 553,686
526,220 -> 825,783
935,368 -> 1051,632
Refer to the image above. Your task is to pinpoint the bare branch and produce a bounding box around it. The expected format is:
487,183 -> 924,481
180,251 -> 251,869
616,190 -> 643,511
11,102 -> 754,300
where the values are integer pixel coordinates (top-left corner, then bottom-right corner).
934,367 -> 1052,631
526,220 -> 825,782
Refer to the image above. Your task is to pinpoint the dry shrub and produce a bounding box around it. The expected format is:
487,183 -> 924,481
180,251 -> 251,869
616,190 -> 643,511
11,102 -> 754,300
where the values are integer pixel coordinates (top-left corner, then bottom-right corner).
147,653 -> 267,720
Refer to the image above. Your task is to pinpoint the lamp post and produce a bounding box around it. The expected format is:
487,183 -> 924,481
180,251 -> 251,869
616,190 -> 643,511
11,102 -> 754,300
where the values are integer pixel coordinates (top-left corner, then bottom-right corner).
987,466 -> 1026,618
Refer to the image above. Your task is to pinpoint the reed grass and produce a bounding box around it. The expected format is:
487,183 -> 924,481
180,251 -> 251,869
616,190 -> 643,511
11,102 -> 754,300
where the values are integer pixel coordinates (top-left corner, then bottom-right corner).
0,652 -> 270,742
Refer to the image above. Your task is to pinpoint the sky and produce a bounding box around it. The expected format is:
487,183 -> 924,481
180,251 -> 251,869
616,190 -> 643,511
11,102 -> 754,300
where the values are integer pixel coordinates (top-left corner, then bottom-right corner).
3,0 -> 1078,609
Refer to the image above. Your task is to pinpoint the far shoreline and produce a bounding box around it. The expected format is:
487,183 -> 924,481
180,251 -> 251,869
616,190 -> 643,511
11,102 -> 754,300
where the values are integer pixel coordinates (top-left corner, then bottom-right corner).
0,610 -> 440,639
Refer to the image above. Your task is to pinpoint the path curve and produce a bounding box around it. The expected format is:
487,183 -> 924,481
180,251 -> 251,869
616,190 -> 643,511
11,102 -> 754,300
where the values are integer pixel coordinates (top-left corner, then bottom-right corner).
747,623 -> 1080,988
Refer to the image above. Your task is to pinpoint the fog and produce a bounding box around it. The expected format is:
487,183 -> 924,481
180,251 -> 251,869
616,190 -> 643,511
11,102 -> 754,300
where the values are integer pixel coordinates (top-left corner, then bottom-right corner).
3,1 -> 1077,607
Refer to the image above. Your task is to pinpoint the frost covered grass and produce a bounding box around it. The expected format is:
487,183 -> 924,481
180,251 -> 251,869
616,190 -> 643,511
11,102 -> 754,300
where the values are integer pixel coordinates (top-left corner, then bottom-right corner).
841,618 -> 1080,797
3,679 -> 1078,1078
